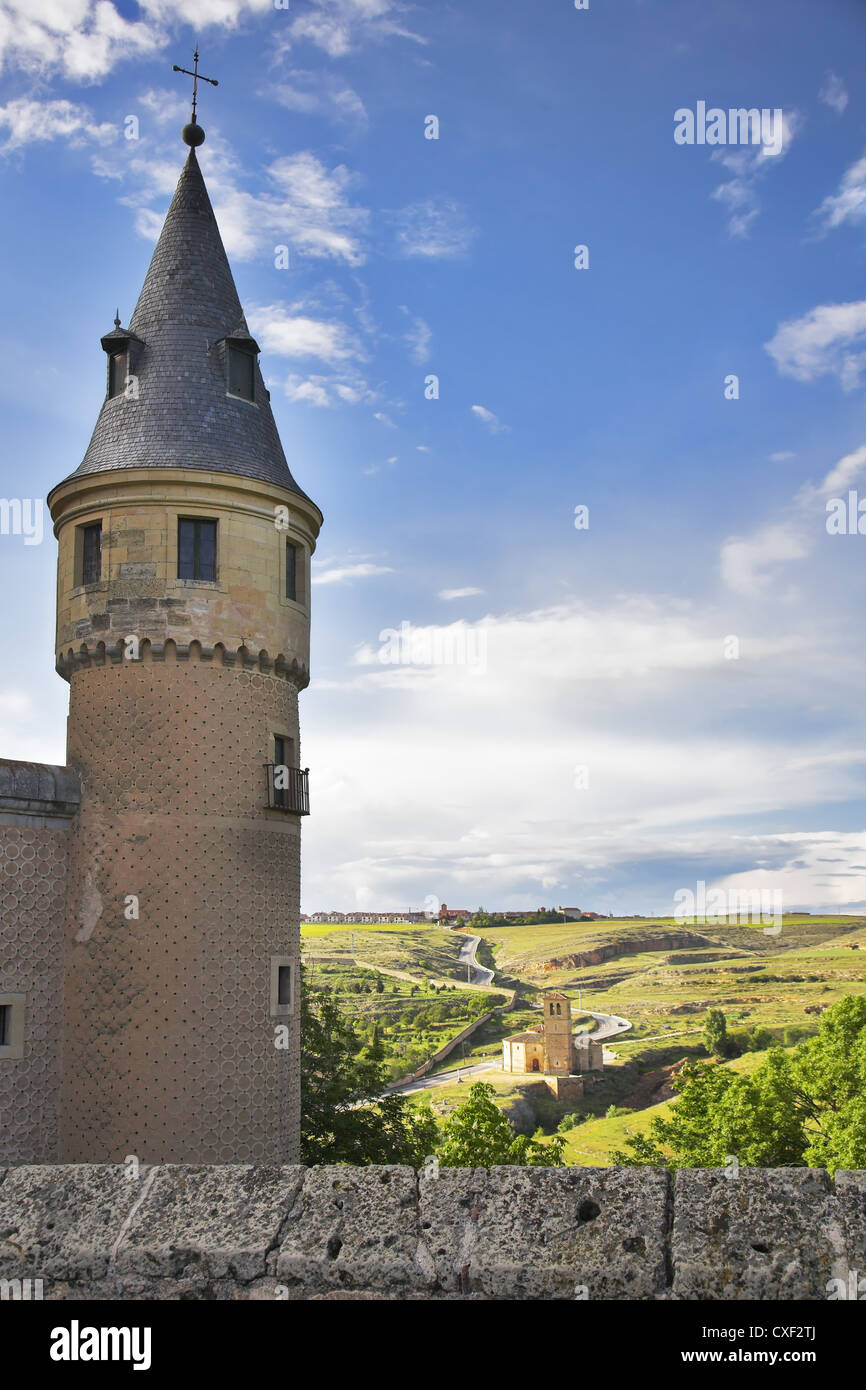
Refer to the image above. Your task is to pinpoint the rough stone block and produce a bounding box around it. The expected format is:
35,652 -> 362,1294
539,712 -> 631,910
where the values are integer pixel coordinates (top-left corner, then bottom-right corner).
418,1166 -> 670,1299
0,1165 -> 141,1282
115,1164 -> 305,1283
672,1168 -> 837,1299
276,1166 -> 425,1296
833,1172 -> 866,1291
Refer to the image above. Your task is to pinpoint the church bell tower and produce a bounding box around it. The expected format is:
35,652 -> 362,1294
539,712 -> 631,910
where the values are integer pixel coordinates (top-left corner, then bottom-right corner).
47,111 -> 321,1163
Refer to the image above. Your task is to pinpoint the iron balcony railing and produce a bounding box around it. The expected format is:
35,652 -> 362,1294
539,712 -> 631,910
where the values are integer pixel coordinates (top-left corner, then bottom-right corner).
264,764 -> 310,815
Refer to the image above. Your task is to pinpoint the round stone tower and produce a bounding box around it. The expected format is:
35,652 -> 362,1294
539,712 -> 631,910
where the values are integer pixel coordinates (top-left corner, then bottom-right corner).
47,133 -> 322,1163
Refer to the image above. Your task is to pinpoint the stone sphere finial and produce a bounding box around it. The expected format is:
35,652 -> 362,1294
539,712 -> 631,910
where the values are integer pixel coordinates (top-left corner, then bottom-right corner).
182,120 -> 205,147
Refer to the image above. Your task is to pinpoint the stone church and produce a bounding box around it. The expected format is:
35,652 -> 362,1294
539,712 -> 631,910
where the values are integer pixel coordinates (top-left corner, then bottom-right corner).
0,116 -> 320,1165
502,991 -> 604,1090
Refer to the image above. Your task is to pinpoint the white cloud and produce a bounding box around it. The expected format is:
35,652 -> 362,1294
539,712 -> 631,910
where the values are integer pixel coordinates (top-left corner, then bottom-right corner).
139,0 -> 274,23
0,96 -> 116,151
720,522 -> 812,597
403,313 -> 431,364
281,371 -> 373,408
0,0 -> 162,81
710,110 -> 801,237
471,404 -> 508,433
819,72 -> 848,115
300,593 -> 866,912
249,302 -> 362,365
812,151 -> 866,233
815,442 -> 866,497
137,87 -> 188,125
373,411 -> 395,427
720,441 -> 866,596
312,561 -> 394,585
282,0 -> 426,58
770,451 -> 796,462
0,0 -> 413,84
439,587 -> 484,600
271,69 -> 367,130
395,197 -> 476,259
124,144 -> 368,266
764,300 -> 866,390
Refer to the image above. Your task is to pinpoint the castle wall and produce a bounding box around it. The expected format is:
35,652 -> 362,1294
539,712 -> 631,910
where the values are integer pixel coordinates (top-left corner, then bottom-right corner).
47,466 -> 319,1166
0,762 -> 79,1164
59,658 -> 302,1164
50,468 -> 316,679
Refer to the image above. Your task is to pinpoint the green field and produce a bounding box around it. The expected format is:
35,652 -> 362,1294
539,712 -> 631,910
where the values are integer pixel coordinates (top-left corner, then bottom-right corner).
304,913 -> 866,1162
301,920 -> 433,938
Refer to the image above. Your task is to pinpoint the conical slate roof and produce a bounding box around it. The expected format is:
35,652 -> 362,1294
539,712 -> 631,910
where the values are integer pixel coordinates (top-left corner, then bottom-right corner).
65,148 -> 310,499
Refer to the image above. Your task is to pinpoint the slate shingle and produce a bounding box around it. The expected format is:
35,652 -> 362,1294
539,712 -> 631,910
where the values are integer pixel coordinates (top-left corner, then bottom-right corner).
59,148 -> 311,501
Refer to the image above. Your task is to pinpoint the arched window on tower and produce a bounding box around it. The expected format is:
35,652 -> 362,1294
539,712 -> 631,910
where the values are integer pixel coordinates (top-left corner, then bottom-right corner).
556,1003 -> 562,1016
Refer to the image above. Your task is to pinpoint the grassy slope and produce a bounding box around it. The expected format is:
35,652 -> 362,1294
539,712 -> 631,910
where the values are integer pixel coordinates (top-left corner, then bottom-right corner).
306,914 -> 866,1163
552,1048 -> 771,1165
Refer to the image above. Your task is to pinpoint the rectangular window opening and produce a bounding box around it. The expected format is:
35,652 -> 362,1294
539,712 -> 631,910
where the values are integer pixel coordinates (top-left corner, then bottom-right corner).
82,522 -> 102,585
0,995 -> 25,1058
178,518 -> 217,582
108,352 -> 128,399
273,735 -> 288,809
277,965 -> 292,1008
285,540 -> 297,602
228,347 -> 255,401
270,959 -> 294,1016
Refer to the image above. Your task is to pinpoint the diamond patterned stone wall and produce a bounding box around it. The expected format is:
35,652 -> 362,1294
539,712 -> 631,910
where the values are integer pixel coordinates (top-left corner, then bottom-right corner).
0,822 -> 68,1162
60,657 -> 302,1164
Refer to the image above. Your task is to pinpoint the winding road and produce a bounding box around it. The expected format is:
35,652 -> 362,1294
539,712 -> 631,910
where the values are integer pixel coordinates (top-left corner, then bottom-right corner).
386,955 -> 633,1096
458,934 -> 494,987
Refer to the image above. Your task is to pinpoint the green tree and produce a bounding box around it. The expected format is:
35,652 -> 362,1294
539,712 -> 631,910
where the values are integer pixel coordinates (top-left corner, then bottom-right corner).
703,1008 -> 729,1058
300,966 -> 438,1166
366,1020 -> 385,1062
436,1083 -> 566,1167
611,996 -> 866,1174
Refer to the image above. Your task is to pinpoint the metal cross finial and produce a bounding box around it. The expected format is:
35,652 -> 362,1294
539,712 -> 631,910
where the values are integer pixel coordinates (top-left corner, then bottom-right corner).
172,46 -> 218,124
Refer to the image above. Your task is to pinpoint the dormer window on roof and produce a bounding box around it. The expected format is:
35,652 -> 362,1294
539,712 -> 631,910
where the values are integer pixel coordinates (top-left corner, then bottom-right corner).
108,351 -> 127,399
100,317 -> 144,401
228,345 -> 254,401
222,331 -> 260,404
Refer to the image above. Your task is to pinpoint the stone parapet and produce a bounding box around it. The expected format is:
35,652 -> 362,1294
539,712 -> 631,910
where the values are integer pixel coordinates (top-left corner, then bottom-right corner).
0,1164 -> 862,1301
0,760 -> 80,823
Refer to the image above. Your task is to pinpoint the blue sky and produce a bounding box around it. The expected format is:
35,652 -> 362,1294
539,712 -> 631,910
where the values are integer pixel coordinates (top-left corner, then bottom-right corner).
2,0 -> 866,915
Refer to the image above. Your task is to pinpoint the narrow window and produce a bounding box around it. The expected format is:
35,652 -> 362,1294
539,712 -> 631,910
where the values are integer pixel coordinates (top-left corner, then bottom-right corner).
108,351 -> 128,399
277,965 -> 293,1009
270,958 -> 294,1015
82,522 -> 102,585
178,519 -> 217,581
273,735 -> 287,809
0,994 -> 24,1057
285,540 -> 297,602
228,346 -> 255,401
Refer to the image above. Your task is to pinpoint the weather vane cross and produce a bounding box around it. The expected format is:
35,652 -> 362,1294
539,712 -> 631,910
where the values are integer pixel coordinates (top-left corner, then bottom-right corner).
172,46 -> 218,131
